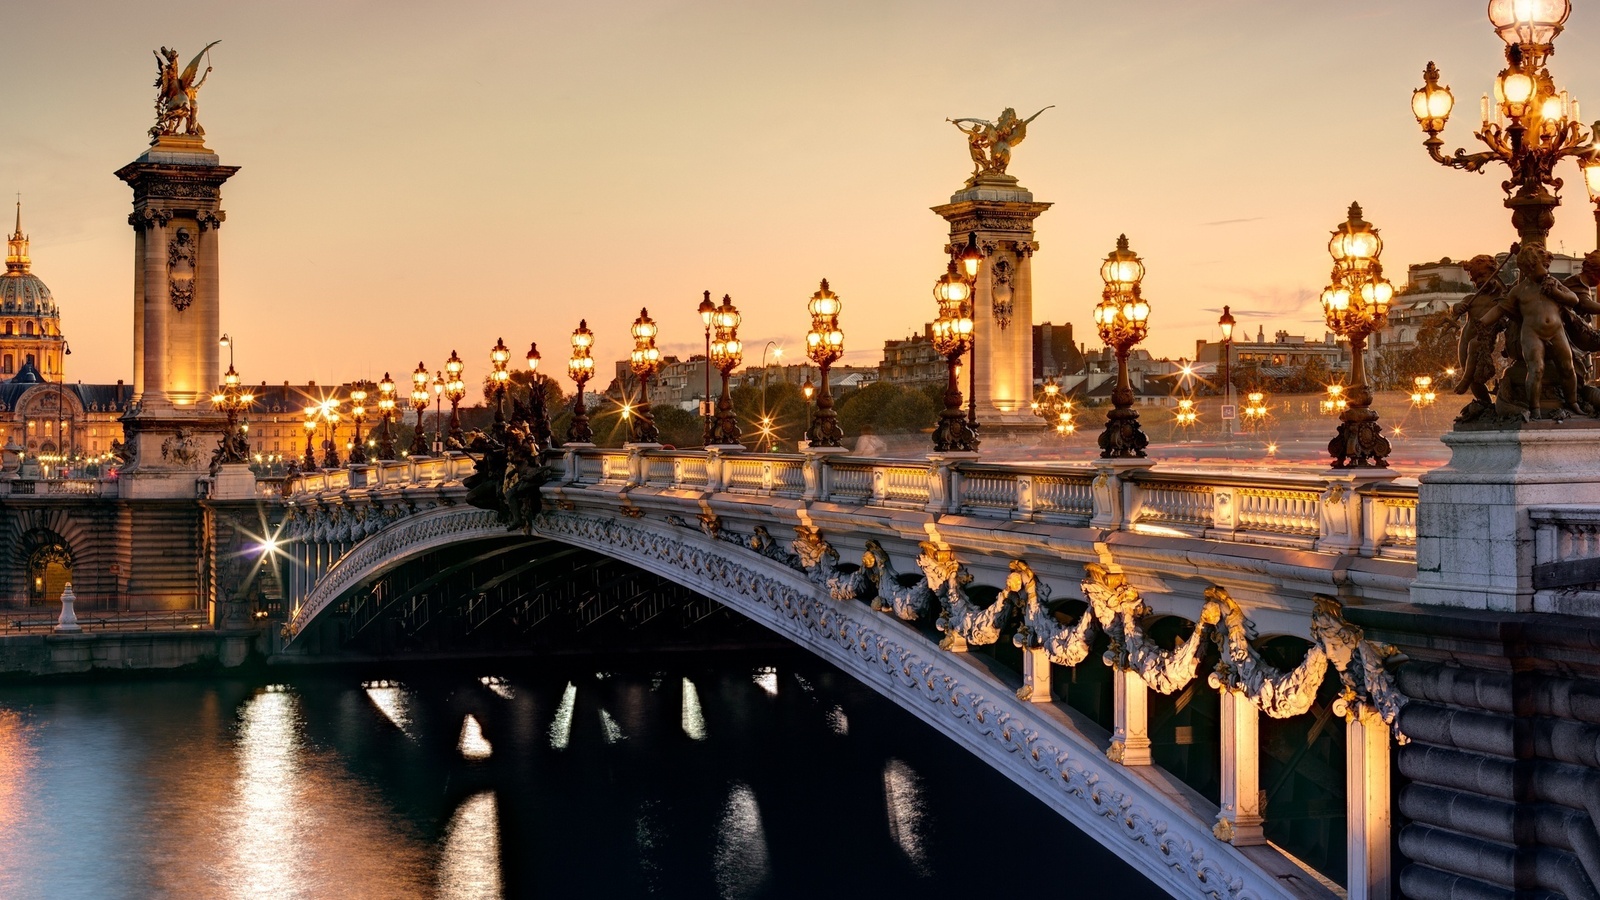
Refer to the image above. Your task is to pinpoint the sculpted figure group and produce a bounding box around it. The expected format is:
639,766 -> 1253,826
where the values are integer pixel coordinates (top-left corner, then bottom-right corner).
1452,242 -> 1600,423
948,106 -> 1052,183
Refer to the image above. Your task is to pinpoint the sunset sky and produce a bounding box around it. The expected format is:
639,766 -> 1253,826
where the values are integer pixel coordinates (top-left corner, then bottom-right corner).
7,0 -> 1600,387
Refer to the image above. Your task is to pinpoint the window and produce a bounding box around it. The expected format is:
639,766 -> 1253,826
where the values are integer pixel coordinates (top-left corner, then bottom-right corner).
23,321 -> 33,336
2,355 -> 11,374
3,321 -> 10,334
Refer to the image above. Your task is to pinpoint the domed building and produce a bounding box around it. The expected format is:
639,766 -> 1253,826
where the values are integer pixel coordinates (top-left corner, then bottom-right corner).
0,205 -> 130,469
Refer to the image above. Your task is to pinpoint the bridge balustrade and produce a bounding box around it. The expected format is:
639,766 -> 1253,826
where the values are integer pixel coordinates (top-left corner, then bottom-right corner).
0,478 -> 117,498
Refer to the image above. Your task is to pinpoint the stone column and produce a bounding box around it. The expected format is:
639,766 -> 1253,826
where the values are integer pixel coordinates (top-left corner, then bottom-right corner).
1109,668 -> 1153,765
1216,689 -> 1266,845
1346,709 -> 1391,900
1020,646 -> 1051,702
141,220 -> 170,408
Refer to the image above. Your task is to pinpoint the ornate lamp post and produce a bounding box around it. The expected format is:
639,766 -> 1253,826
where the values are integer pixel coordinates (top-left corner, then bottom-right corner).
1031,377 -> 1076,436
409,362 -> 430,455
1218,306 -> 1236,436
1412,375 -> 1438,407
302,408 -> 317,469
1320,203 -> 1394,468
319,400 -> 342,469
628,308 -> 663,444
930,260 -> 978,453
698,291 -> 716,445
1093,235 -> 1152,459
347,381 -> 371,464
1414,1 -> 1589,248
1322,384 -> 1349,416
525,342 -> 553,449
444,350 -> 466,445
432,372 -> 445,453
488,338 -> 511,431
568,320 -> 596,444
376,373 -> 397,460
704,294 -> 744,447
953,233 -> 984,432
209,364 -> 253,464
804,279 -> 845,448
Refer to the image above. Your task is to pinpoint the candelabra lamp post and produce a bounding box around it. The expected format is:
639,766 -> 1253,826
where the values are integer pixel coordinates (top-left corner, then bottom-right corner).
444,350 -> 466,446
930,261 -> 978,453
319,400 -> 342,469
348,381 -> 371,464
409,363 -> 430,455
302,409 -> 318,469
628,308 -> 663,445
1031,378 -> 1076,436
699,291 -> 716,445
953,233 -> 984,433
209,364 -> 254,464
703,295 -> 744,447
488,338 -> 511,434
804,279 -> 846,448
376,373 -> 398,460
1093,235 -> 1152,459
525,342 -> 553,449
568,320 -> 596,444
1320,203 -> 1394,468
1414,1 -> 1591,248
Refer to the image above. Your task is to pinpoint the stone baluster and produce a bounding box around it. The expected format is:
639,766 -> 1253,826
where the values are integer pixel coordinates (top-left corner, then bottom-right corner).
1015,474 -> 1035,523
871,466 -> 887,505
760,459 -> 774,494
1216,689 -> 1266,846
1109,669 -> 1153,765
704,448 -> 725,493
1346,708 -> 1392,900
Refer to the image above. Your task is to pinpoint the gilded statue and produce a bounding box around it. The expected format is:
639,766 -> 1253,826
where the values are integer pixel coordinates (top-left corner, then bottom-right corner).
149,42 -> 219,143
948,106 -> 1053,184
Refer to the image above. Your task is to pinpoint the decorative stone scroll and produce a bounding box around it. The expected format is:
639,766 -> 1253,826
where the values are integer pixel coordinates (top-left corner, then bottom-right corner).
1205,586 -> 1328,719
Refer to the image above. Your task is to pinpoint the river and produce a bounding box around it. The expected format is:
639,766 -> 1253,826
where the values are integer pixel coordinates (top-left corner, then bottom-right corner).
0,652 -> 1165,899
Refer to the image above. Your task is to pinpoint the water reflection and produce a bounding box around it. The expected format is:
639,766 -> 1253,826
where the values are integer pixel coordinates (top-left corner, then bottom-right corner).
600,708 -> 626,744
713,782 -> 769,900
458,714 -> 492,760
682,677 -> 708,741
364,682 -> 414,737
753,667 -> 779,696
436,792 -> 501,899
549,681 -> 577,750
826,704 -> 849,736
883,758 -> 930,876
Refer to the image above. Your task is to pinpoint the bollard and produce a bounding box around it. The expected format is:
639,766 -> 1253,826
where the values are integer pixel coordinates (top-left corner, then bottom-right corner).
55,582 -> 82,633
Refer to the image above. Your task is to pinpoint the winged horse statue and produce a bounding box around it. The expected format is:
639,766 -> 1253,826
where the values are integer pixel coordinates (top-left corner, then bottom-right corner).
150,41 -> 219,142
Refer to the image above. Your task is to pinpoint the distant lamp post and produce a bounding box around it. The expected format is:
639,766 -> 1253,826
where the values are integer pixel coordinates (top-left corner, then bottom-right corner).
568,319 -> 596,444
1218,305 -> 1236,436
707,294 -> 744,447
525,341 -> 553,449
347,381 -> 371,464
1175,398 -> 1198,429
699,291 -> 717,444
1320,203 -> 1393,468
432,371 -> 446,453
444,350 -> 466,446
1414,1 -> 1588,249
1243,391 -> 1270,428
409,362 -> 430,455
628,308 -> 663,444
802,377 -> 815,435
930,260 -> 978,453
1321,383 -> 1349,415
1412,375 -> 1438,407
1093,235 -> 1151,459
1031,377 -> 1076,436
804,278 -> 845,448
302,409 -> 317,469
209,364 -> 253,464
319,399 -> 342,469
375,373 -> 397,460
489,338 -> 511,430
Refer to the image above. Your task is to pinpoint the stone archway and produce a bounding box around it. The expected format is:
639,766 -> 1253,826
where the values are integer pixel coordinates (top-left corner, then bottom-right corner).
21,529 -> 73,607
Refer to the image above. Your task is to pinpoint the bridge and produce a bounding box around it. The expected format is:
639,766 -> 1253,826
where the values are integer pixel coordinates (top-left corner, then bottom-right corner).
277,447 -> 1435,900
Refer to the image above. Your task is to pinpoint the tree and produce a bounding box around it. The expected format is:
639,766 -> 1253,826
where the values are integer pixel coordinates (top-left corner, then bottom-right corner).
652,405 -> 702,449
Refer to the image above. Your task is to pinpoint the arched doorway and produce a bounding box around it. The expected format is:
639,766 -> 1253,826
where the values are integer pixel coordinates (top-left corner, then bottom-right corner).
21,530 -> 72,607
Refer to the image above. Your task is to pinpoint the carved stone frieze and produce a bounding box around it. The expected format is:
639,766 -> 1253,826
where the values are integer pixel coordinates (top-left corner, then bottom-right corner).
128,207 -> 176,231
168,227 -> 197,311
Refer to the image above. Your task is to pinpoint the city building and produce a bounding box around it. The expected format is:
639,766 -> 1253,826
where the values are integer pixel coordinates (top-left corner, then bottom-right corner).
1033,321 -> 1084,380
1194,325 -> 1349,386
878,325 -> 944,386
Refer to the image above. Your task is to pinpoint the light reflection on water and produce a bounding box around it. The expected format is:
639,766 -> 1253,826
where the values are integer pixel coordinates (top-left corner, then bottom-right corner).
0,661 -> 1167,899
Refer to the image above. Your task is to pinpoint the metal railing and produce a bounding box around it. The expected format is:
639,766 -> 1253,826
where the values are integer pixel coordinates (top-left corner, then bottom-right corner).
6,608 -> 209,633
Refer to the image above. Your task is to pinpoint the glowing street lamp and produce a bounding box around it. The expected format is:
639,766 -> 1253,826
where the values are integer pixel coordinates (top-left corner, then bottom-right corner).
628,308 -> 663,444
375,373 -> 397,460
1175,398 -> 1198,428
488,337 -> 512,429
347,380 -> 371,464
1031,378 -> 1076,437
804,278 -> 846,448
318,399 -> 342,469
409,362 -> 430,456
1321,383 -> 1349,416
1411,375 -> 1438,407
707,294 -> 745,447
1243,391 -> 1270,427
567,319 -> 596,444
1320,203 -> 1393,468
209,363 -> 254,465
930,260 -> 977,453
302,408 -> 318,469
699,291 -> 717,444
444,350 -> 466,446
1093,235 -> 1151,458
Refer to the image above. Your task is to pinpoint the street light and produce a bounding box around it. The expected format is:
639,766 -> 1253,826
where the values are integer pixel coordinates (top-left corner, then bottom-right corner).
376,372 -> 397,460
409,362 -> 430,456
567,319 -> 596,444
1031,377 -> 1076,436
444,350 -> 466,446
1320,203 -> 1393,468
488,337 -> 511,430
1412,375 -> 1438,407
302,408 -> 318,469
525,341 -> 553,449
209,363 -> 253,465
1414,2 -> 1588,249
348,380 -> 371,464
432,371 -> 446,453
1093,235 -> 1151,459
318,399 -> 342,469
699,290 -> 716,445
955,232 -> 984,432
708,294 -> 744,447
1218,305 -> 1236,436
804,278 -> 845,448
628,308 -> 663,444
930,260 -> 978,453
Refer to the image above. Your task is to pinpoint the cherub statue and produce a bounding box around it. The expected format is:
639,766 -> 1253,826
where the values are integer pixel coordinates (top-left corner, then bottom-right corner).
1480,242 -> 1586,418
1450,253 -> 1510,417
947,106 -> 1053,182
149,42 -> 219,142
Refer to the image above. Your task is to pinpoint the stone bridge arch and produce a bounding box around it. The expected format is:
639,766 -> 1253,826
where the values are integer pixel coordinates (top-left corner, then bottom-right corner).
282,503 -> 1335,900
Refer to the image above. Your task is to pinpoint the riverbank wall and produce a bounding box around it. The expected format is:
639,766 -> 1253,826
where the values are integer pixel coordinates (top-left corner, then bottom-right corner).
0,628 -> 264,678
